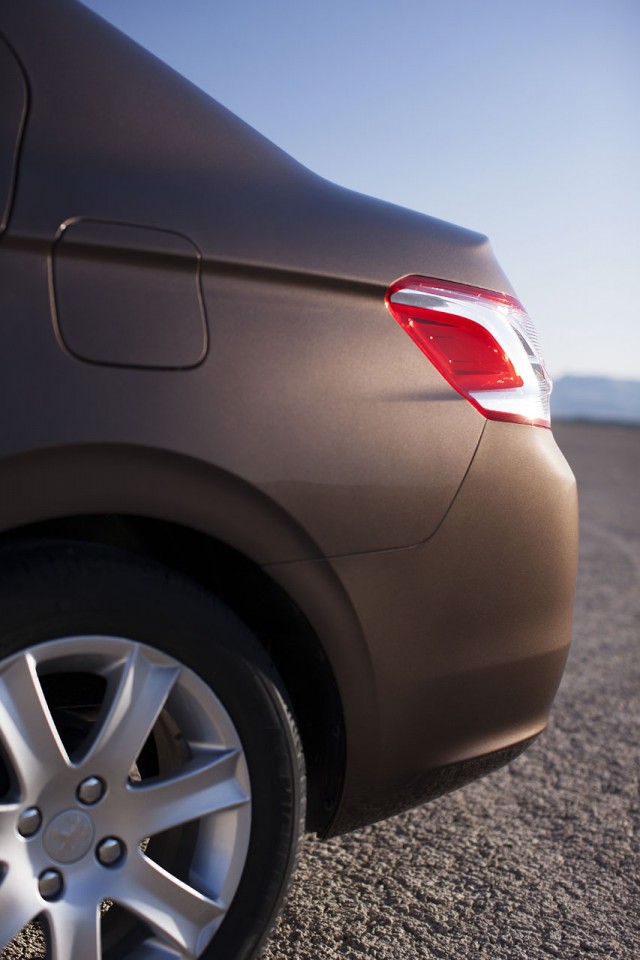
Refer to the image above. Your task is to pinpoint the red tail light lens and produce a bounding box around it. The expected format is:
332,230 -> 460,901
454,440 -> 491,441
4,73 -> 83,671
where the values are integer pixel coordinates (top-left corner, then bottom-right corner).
385,275 -> 552,427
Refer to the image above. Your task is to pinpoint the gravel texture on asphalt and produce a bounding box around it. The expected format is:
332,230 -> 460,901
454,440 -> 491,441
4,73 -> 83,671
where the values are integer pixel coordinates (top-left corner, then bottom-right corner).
262,422 -> 639,960
1,422 -> 638,959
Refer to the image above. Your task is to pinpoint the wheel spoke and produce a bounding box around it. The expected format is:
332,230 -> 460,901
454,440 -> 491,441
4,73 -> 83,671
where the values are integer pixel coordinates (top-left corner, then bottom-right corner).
118,854 -> 224,958
0,806 -> 21,887
46,902 -> 101,960
82,645 -> 180,776
129,747 -> 249,838
0,868 -> 41,950
0,802 -> 21,837
0,652 -> 69,791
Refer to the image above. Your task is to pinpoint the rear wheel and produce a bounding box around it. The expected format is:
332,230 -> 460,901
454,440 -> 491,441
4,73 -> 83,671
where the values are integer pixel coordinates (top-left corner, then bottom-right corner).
0,541 -> 304,960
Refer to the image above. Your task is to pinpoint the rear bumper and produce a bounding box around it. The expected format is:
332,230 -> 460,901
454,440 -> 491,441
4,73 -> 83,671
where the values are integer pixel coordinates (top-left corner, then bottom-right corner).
266,420 -> 578,835
334,735 -> 540,831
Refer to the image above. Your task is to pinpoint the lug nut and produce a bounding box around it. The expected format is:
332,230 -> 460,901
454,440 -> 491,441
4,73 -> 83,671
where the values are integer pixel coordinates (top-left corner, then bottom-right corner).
17,807 -> 42,838
97,837 -> 124,866
77,776 -> 105,806
38,869 -> 64,901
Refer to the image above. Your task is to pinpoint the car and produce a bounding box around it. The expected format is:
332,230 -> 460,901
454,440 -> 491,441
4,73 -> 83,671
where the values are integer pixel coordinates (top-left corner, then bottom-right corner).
0,1 -> 579,958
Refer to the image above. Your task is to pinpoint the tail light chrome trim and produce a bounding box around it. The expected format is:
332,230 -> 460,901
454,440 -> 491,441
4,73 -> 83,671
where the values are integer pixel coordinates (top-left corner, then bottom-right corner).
386,275 -> 552,428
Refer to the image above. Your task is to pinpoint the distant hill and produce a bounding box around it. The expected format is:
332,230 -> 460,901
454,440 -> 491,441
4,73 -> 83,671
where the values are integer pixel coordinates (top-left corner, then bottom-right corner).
552,376 -> 640,424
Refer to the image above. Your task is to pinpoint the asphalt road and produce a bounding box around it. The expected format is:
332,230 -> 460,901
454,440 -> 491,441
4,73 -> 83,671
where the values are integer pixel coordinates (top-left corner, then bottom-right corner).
262,422 -> 639,960
2,422 -> 638,959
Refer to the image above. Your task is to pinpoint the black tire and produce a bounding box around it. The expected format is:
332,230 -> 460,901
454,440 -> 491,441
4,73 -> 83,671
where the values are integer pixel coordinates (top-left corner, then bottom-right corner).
0,540 -> 305,960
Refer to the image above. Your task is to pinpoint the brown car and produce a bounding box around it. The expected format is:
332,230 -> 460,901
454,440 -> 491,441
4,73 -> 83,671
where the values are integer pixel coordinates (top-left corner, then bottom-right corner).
0,2 -> 578,958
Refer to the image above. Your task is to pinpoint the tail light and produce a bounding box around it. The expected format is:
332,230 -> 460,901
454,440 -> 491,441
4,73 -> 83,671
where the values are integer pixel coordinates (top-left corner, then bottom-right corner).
385,275 -> 552,427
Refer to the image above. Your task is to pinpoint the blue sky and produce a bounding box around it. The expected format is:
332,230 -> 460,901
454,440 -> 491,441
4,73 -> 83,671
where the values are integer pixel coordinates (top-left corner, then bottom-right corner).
81,0 -> 639,381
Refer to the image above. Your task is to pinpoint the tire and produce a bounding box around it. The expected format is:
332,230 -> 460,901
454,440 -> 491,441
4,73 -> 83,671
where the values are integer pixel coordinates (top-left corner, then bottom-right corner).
0,540 -> 305,960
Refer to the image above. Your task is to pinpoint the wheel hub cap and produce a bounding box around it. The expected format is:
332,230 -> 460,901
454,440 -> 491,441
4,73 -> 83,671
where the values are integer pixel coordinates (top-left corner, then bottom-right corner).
43,809 -> 95,863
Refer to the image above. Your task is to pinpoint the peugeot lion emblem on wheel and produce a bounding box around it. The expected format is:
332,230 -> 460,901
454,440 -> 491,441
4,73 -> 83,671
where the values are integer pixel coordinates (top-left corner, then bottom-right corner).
44,811 -> 95,864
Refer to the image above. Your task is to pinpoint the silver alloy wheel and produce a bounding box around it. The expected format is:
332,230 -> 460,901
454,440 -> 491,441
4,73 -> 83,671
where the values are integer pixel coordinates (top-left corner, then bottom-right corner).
0,636 -> 252,960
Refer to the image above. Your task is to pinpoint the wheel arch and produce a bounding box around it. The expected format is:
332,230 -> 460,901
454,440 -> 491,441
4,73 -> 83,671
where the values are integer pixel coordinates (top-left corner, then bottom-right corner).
0,442 -> 323,565
0,443 -> 349,833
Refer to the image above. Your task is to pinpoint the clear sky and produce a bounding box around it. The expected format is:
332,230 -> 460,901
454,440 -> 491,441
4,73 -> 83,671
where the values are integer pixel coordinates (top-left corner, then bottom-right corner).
81,0 -> 639,381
